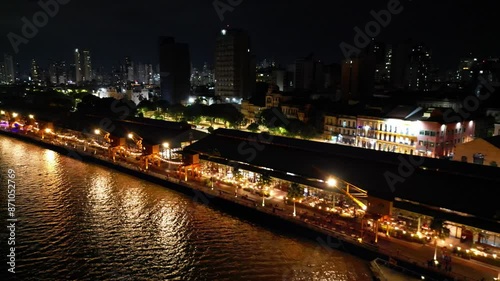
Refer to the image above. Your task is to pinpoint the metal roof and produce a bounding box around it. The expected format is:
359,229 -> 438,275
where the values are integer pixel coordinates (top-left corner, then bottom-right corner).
184,129 -> 500,232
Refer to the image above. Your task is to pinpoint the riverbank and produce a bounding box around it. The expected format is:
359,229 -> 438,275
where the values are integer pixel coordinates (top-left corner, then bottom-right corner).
0,129 -> 484,281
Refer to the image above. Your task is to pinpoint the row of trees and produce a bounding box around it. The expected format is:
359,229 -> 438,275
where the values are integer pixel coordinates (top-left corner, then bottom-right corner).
137,100 -> 245,129
249,108 -> 318,140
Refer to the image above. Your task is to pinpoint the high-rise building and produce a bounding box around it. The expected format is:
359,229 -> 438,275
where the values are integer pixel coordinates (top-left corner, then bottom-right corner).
159,37 -> 191,104
146,64 -> 154,85
74,49 -> 82,84
293,54 -> 326,92
0,62 -> 5,84
456,57 -> 478,83
390,40 -> 413,90
82,50 -> 92,82
30,59 -> 41,82
215,28 -> 255,99
407,44 -> 432,91
49,60 -> 67,85
341,55 -> 376,101
74,49 -> 92,83
3,54 -> 16,84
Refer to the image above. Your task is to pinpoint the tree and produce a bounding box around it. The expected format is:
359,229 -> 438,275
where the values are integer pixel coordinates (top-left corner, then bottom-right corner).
298,124 -> 318,140
259,173 -> 273,187
257,108 -> 288,128
208,126 -> 215,134
247,123 -> 259,132
167,104 -> 185,121
430,217 -> 448,238
287,183 -> 304,203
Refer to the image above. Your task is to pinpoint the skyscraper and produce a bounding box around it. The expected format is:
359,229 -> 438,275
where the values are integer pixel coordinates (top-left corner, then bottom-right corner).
30,59 -> 41,82
82,50 -> 92,82
158,37 -> 191,104
49,60 -> 67,85
3,54 -> 16,84
340,55 -> 376,101
215,28 -> 255,99
74,49 -> 92,84
407,44 -> 432,91
74,49 -> 82,84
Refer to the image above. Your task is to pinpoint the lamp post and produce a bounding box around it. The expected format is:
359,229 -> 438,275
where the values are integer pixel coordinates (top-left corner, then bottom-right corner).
163,142 -> 170,159
327,177 -> 337,208
433,236 -> 438,261
293,198 -> 296,217
262,189 -> 265,207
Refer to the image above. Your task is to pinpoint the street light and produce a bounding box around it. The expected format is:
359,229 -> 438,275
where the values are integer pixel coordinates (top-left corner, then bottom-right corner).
163,142 -> 170,159
94,129 -> 101,135
0,110 -> 5,115
128,133 -> 134,139
293,198 -> 296,217
433,236 -> 438,261
12,112 -> 18,118
327,178 -> 337,208
327,178 -> 337,187
29,115 -> 34,119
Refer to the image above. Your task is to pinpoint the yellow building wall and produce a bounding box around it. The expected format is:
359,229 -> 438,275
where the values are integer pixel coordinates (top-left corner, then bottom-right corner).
453,139 -> 500,166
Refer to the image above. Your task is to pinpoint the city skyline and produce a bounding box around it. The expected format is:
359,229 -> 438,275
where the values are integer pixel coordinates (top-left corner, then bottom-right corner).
1,0 -> 500,73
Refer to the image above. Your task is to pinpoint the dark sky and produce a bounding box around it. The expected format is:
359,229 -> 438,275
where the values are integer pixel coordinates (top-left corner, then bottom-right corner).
1,0 -> 499,72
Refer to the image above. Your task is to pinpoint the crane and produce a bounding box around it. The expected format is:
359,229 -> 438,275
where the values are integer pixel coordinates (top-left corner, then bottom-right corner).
128,133 -> 143,152
94,129 -> 123,161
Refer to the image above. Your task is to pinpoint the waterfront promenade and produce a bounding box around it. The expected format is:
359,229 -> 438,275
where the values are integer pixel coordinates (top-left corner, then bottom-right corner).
1,128 -> 498,281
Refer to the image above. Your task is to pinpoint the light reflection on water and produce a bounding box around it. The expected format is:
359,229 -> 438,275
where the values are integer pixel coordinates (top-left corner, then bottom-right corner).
0,136 -> 372,280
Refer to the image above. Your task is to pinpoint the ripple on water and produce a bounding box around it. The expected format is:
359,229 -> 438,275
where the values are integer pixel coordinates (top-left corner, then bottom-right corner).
0,137 -> 372,281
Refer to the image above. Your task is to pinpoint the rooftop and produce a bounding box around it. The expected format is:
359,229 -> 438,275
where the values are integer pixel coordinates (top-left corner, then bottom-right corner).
185,129 -> 500,232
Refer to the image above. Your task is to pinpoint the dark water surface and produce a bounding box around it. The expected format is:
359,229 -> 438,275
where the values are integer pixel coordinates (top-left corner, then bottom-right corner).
0,137 -> 372,280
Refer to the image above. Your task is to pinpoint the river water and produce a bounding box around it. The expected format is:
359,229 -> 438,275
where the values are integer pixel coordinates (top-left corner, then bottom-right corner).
0,136 -> 372,281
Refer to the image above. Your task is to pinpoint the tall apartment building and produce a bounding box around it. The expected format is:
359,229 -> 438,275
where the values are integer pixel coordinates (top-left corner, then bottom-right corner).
407,44 -> 432,91
215,28 -> 255,99
82,50 -> 93,82
30,59 -> 41,82
74,49 -> 82,84
340,55 -> 376,101
159,37 -> 191,104
49,60 -> 67,85
3,54 -> 16,84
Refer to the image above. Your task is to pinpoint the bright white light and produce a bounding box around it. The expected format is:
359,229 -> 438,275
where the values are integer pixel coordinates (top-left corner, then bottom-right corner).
327,178 -> 337,187
94,129 -> 101,135
221,29 -> 226,35
163,142 -> 169,148
188,97 -> 195,104
128,133 -> 134,139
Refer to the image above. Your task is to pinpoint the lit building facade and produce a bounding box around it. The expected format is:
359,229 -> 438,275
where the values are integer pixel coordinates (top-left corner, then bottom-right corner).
241,100 -> 263,124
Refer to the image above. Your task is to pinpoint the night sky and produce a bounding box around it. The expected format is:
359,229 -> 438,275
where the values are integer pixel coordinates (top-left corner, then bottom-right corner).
1,0 -> 499,72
